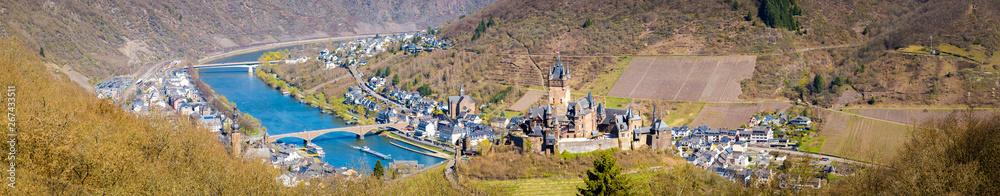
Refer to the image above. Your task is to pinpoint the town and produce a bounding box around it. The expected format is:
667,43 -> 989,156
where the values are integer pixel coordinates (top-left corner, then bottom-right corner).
93,30 -> 851,188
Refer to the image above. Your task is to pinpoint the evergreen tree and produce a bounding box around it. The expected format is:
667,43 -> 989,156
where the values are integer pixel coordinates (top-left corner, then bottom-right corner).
39,47 -> 45,57
758,0 -> 802,30
373,160 -> 385,179
812,74 -> 825,94
583,18 -> 593,28
745,10 -> 754,21
392,74 -> 400,85
579,153 -> 632,196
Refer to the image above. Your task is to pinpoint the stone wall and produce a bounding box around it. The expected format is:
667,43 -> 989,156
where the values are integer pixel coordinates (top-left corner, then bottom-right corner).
558,139 -> 618,153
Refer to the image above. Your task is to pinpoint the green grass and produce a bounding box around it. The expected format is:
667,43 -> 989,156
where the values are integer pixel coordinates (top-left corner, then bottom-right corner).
559,148 -> 617,160
662,101 -> 706,127
587,56 -> 633,96
797,136 -> 826,153
897,45 -> 930,55
938,43 -> 989,63
603,96 -> 632,108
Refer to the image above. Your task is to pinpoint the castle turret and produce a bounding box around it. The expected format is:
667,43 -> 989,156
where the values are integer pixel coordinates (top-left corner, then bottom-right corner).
548,52 -> 571,115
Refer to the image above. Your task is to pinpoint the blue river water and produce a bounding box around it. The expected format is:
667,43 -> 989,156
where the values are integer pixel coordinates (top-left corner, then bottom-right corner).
198,44 -> 443,170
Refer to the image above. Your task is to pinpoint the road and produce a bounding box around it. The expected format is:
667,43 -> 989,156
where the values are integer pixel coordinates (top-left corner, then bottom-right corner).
197,35 -> 374,64
746,147 -> 875,166
348,65 -> 406,109
116,59 -> 176,104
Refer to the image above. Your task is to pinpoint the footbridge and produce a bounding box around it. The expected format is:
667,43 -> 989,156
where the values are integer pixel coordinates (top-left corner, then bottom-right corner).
265,122 -> 409,143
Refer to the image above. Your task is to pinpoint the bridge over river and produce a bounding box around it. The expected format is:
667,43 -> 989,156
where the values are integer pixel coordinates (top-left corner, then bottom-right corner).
192,60 -> 280,73
266,122 -> 409,143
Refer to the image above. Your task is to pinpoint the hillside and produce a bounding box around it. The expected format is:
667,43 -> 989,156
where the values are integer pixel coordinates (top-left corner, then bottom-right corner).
430,0 -> 1000,107
0,38 -> 297,194
0,0 -> 495,81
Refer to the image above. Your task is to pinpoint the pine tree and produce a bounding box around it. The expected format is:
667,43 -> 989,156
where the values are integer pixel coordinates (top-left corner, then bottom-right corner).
579,153 -> 632,196
373,160 -> 385,179
39,47 -> 45,57
812,74 -> 825,94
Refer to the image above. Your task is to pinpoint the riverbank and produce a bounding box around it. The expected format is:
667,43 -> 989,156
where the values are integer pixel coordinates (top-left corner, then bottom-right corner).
383,131 -> 455,156
253,66 -> 374,125
387,140 -> 452,159
197,35 -> 374,64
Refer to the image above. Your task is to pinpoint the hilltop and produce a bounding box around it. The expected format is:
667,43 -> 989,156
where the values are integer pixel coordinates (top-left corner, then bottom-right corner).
0,0 -> 495,82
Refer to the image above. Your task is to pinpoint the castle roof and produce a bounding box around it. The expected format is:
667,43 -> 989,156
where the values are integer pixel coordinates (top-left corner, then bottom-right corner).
548,57 -> 570,80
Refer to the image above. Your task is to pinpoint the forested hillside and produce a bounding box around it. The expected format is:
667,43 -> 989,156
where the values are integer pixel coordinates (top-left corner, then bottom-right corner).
0,0 -> 495,81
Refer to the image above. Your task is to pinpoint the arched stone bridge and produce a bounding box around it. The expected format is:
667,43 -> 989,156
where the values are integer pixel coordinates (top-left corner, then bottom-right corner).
265,122 -> 409,143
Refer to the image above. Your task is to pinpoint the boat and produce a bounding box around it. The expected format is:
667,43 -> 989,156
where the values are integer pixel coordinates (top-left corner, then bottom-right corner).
306,143 -> 326,157
359,146 -> 392,160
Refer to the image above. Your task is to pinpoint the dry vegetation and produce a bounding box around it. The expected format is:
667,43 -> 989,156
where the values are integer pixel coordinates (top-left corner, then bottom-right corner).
457,146 -> 676,180
743,0 -> 1000,107
817,110 -> 911,163
830,111 -> 1000,195
0,0 -> 495,80
0,38 -> 290,194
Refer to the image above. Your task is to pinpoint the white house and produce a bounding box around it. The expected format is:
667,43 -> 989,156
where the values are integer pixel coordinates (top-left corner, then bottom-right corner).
416,121 -> 437,138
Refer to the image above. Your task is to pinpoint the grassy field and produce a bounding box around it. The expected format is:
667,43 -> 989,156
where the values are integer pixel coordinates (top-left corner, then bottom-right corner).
661,101 -> 707,127
818,110 -> 912,163
604,96 -> 632,108
897,45 -> 931,55
586,56 -> 633,96
937,43 -> 990,63
797,136 -> 825,153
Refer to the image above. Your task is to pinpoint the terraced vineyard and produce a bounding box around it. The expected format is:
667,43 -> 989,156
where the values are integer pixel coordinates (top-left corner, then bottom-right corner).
819,110 -> 912,163
487,56 -> 544,87
690,102 -> 791,129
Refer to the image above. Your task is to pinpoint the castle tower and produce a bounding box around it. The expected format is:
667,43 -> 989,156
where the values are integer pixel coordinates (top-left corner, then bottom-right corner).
548,52 -> 571,114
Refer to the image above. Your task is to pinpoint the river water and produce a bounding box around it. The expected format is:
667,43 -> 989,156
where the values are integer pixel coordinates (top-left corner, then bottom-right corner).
198,44 -> 444,170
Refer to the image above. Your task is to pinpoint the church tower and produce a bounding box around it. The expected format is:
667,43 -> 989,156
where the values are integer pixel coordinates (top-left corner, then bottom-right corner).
548,52 -> 572,114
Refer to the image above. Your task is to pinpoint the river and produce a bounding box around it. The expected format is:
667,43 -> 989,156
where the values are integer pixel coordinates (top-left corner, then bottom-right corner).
197,43 -> 444,170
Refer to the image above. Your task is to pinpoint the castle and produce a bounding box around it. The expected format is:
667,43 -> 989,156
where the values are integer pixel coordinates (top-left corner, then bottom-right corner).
509,55 -> 672,154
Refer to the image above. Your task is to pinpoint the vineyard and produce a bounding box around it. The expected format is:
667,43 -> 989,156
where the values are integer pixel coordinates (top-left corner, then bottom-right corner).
690,102 -> 791,129
818,110 -> 912,163
607,56 -> 755,102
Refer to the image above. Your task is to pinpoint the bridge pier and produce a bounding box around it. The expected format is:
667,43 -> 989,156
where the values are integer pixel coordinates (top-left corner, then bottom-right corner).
303,139 -> 309,147
356,134 -> 365,140
248,67 -> 254,74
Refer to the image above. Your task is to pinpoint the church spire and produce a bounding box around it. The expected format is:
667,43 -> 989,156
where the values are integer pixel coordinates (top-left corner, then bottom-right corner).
460,83 -> 465,96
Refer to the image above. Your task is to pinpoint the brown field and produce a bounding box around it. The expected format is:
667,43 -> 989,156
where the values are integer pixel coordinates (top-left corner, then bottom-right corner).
689,102 -> 791,129
508,90 -> 546,112
849,108 -> 996,125
818,110 -> 912,163
607,56 -> 756,102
